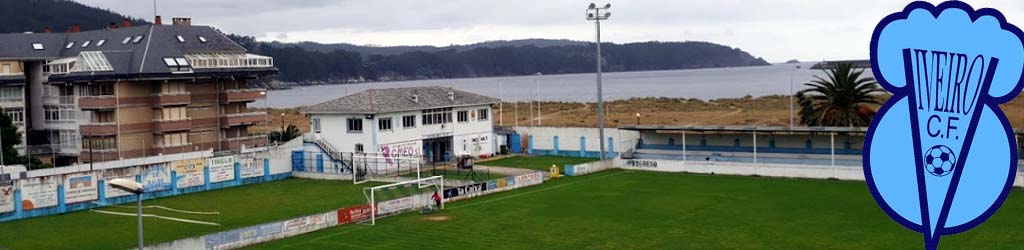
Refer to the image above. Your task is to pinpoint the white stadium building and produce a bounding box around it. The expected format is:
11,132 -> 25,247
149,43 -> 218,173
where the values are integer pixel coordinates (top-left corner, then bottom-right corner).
304,86 -> 500,162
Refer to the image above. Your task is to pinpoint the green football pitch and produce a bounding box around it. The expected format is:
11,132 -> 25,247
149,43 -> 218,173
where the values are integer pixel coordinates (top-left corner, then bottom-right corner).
245,170 -> 1024,250
0,178 -> 375,250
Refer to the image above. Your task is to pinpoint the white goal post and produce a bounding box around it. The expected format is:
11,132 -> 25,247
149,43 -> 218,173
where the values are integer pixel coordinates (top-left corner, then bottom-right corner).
363,175 -> 445,225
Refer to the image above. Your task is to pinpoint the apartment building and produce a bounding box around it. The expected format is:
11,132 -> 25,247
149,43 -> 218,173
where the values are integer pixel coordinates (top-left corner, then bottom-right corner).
305,86 -> 499,162
0,17 -> 276,166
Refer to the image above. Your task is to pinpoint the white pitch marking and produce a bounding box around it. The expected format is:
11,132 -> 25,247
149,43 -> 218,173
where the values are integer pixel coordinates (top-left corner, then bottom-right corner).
90,209 -> 221,226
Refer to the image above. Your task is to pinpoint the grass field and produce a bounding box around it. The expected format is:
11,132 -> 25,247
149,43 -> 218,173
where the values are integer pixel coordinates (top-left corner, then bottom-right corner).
479,156 -> 598,172
0,178 -> 372,250
246,170 -> 1024,250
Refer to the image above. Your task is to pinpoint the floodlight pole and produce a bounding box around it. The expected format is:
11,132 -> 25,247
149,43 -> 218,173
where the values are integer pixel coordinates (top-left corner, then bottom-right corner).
587,3 -> 611,161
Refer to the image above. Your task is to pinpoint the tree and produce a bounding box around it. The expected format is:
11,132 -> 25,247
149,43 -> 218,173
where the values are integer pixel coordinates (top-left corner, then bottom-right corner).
796,63 -> 884,127
270,124 -> 301,143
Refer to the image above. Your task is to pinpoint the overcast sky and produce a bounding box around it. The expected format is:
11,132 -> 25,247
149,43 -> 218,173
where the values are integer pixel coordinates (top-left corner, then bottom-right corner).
75,0 -> 1024,62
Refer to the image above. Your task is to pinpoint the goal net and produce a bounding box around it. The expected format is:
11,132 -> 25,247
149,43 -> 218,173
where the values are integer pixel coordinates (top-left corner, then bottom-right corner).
352,154 -> 423,184
362,175 -> 444,225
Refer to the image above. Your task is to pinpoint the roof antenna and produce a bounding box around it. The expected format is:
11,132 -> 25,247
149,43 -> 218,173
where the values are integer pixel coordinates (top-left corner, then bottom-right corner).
153,0 -> 158,20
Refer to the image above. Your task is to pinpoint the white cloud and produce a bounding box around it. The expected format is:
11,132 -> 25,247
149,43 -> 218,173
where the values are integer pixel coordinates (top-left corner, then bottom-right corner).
74,0 -> 1024,62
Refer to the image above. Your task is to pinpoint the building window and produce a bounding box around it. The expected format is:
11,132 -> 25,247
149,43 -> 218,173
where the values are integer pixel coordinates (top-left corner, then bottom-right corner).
81,40 -> 91,47
32,43 -> 44,50
378,117 -> 393,131
158,132 -> 189,147
355,144 -> 364,153
422,107 -> 452,125
5,108 -> 23,123
198,36 -> 208,43
96,39 -> 106,46
132,36 -> 144,44
154,107 -> 188,121
1,64 -> 10,74
478,108 -> 489,121
347,118 -> 363,133
176,35 -> 185,43
457,111 -> 469,123
312,118 -> 321,133
402,115 -> 416,128
65,42 -> 75,49
83,136 -> 117,150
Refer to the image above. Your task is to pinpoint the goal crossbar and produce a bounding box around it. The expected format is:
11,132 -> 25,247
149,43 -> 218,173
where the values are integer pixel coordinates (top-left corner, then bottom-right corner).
363,175 -> 445,225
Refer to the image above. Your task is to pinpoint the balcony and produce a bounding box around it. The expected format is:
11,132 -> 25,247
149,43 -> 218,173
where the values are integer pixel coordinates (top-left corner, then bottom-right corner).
221,111 -> 266,128
220,135 -> 268,151
80,122 -> 117,136
153,119 -> 192,133
28,144 -> 82,157
79,95 -> 116,109
153,92 -> 191,106
151,144 -> 196,155
80,148 -> 119,162
43,96 -> 74,105
220,88 -> 266,103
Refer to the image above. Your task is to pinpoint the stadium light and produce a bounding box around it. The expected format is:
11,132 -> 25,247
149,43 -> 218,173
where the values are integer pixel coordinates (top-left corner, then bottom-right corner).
109,178 -> 145,250
586,3 -> 611,160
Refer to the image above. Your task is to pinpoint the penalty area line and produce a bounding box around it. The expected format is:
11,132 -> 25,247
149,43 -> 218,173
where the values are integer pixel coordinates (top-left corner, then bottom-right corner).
448,170 -> 633,210
90,209 -> 221,226
107,204 -> 221,215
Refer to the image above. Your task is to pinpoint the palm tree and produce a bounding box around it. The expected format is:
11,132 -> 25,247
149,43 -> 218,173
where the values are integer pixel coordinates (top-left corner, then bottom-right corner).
796,63 -> 884,127
270,124 -> 302,143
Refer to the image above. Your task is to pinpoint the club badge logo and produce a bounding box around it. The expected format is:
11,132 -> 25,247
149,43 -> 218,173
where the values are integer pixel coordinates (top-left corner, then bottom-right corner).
865,1 -> 1024,249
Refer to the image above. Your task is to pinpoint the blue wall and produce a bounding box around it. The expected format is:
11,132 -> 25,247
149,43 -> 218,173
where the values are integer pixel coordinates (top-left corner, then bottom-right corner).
0,160 -> 289,223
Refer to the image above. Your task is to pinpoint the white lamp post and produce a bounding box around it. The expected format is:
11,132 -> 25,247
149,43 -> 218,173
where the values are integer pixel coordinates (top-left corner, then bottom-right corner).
109,178 -> 145,250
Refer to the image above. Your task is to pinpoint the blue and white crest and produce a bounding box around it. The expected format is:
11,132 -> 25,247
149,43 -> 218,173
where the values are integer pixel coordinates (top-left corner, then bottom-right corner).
865,1 -> 1024,250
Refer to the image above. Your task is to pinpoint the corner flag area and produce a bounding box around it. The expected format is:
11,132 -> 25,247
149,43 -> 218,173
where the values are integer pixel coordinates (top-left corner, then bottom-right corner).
245,170 -> 1024,250
0,179 -> 373,250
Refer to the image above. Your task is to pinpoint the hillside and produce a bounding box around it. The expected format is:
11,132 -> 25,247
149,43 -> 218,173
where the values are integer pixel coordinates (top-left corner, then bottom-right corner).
0,0 -> 146,33
237,35 -> 771,84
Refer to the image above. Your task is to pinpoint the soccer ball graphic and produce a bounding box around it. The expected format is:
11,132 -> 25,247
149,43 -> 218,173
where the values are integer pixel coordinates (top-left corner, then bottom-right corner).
924,145 -> 956,177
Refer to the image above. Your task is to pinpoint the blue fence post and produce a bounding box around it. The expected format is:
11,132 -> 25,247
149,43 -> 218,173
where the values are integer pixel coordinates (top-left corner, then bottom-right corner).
171,171 -> 179,195
234,162 -> 242,185
528,135 -> 534,155
97,179 -> 107,205
203,165 -> 211,190
263,159 -> 271,181
57,184 -> 66,213
13,189 -> 22,219
580,136 -> 586,157
553,136 -> 560,156
316,154 -> 324,173
608,137 -> 615,159
291,151 -> 304,172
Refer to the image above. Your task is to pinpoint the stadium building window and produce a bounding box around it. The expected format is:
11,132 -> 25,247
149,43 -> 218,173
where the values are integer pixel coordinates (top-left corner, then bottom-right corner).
402,115 -> 416,128
347,118 -> 362,133
312,118 -> 320,133
477,108 -> 488,121
378,117 -> 393,131
457,111 -> 469,123
422,107 -> 452,125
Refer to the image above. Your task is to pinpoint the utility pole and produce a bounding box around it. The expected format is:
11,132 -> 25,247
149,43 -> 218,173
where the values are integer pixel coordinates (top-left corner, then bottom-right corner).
587,3 -> 611,160
535,72 -> 542,126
